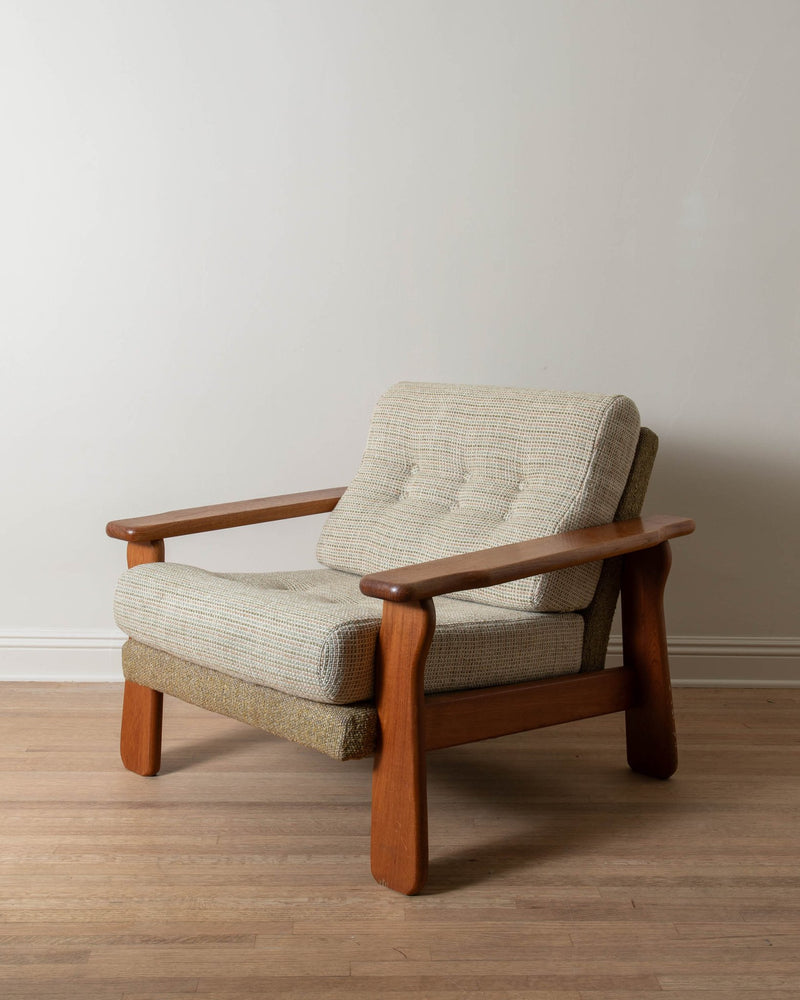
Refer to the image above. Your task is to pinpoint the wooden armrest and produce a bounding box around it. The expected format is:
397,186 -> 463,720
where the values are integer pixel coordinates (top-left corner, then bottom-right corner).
106,487 -> 347,542
359,514 -> 695,602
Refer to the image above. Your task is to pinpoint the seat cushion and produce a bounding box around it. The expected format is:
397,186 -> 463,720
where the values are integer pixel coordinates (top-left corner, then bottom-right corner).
114,566 -> 583,705
316,382 -> 640,613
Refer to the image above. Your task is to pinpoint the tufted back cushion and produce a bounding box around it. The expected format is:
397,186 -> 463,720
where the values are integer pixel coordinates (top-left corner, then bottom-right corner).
316,382 -> 641,612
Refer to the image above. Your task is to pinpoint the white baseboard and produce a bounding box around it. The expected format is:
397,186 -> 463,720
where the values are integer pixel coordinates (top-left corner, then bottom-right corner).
0,630 -> 798,686
0,629 -> 126,681
606,635 -> 800,687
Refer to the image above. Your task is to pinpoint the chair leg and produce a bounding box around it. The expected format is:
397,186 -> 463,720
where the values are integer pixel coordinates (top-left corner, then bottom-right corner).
120,538 -> 165,776
622,541 -> 678,779
370,599 -> 435,895
120,679 -> 163,776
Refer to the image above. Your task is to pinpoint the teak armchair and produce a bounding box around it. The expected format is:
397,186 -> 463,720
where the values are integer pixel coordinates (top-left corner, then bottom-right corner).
108,383 -> 694,894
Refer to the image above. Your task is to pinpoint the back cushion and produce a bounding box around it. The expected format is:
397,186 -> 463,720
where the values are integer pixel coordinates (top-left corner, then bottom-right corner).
316,382 -> 640,612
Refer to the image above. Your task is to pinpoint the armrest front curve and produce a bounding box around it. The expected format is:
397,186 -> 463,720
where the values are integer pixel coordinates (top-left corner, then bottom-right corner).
359,514 -> 695,603
106,487 -> 347,542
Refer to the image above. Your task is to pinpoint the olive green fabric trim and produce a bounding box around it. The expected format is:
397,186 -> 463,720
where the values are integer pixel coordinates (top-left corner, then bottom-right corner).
122,639 -> 378,761
579,427 -> 659,672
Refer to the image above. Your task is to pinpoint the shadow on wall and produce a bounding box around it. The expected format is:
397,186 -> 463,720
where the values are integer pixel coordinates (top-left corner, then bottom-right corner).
644,437 -> 800,636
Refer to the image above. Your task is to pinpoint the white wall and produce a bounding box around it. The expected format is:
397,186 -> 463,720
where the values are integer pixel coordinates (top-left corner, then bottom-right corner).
1,1 -> 798,682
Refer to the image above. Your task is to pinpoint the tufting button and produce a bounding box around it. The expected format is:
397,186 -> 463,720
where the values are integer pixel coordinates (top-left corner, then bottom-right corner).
410,464 -> 419,474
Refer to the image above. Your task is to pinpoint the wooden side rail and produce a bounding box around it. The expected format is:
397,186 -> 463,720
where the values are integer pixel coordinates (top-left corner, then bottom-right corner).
370,538 -> 686,891
424,666 -> 639,752
106,487 -> 346,542
360,514 -> 695,602
111,486 -> 346,779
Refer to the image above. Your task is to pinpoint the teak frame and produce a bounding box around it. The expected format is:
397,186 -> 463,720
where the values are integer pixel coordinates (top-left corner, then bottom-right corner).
108,490 -> 694,895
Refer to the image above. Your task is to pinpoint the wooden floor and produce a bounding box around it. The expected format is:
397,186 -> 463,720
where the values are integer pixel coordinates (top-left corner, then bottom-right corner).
0,684 -> 798,1000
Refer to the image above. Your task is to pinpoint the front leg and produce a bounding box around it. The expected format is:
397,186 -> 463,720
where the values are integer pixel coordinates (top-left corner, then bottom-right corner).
370,598 -> 435,894
120,539 -> 165,776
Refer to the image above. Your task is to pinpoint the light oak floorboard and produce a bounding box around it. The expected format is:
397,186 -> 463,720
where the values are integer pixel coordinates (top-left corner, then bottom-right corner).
0,684 -> 798,998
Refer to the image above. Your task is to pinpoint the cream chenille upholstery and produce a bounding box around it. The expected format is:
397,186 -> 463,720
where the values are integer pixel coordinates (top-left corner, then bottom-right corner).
114,384 -> 639,717
317,382 -> 641,612
107,382 -> 694,894
115,566 -> 584,704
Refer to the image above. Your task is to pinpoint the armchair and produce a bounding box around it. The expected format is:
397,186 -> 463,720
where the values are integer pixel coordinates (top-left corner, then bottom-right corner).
107,382 -> 694,894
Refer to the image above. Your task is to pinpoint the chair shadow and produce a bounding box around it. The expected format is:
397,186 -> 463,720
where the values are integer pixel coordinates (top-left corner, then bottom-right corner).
151,718 -> 680,892
157,725 -> 273,774
421,744 -> 679,894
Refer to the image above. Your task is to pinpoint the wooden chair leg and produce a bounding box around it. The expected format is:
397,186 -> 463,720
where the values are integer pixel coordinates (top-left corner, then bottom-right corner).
120,679 -> 163,776
622,541 -> 678,779
370,598 -> 435,895
120,538 -> 165,776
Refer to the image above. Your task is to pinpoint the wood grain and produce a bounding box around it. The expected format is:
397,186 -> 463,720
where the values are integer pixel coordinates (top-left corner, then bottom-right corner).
370,598 -> 435,895
119,680 -> 163,777
126,539 -> 165,569
359,514 -> 695,602
106,487 -> 346,542
120,539 -> 164,776
1,684 -> 798,998
424,666 -> 638,752
622,542 -> 678,779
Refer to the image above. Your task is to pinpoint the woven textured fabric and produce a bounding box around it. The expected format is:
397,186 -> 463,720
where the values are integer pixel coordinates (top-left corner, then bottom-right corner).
316,382 -> 640,613
580,427 -> 659,672
114,566 -> 583,705
122,639 -> 378,761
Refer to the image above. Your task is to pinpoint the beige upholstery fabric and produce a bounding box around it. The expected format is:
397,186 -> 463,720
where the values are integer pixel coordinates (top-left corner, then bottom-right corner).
122,420 -> 654,757
114,566 -> 583,705
316,382 -> 640,613
122,639 -> 377,761
580,427 -> 659,672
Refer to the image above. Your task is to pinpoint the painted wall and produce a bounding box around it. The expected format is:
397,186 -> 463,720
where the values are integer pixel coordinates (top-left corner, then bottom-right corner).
1,1 -> 797,681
